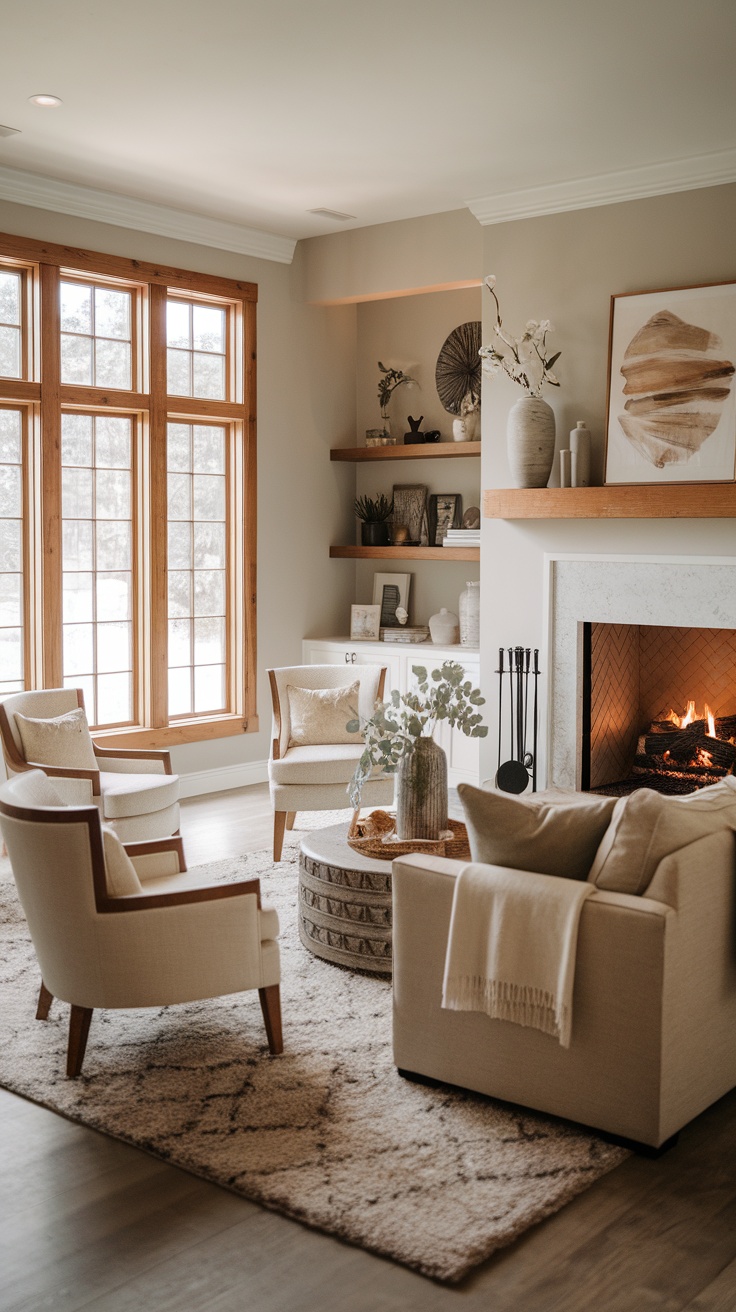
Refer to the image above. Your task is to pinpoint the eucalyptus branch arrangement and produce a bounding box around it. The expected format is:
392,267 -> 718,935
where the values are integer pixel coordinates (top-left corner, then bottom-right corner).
479,275 -> 561,398
377,362 -> 416,419
347,661 -> 487,807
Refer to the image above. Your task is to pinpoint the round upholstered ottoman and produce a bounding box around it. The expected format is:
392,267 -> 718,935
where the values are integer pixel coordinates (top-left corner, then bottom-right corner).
298,824 -> 393,974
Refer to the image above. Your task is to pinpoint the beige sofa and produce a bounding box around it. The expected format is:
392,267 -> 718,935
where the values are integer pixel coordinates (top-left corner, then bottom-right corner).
392,830 -> 736,1149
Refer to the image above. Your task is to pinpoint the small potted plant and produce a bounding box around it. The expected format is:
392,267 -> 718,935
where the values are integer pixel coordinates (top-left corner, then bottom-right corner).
377,362 -> 416,438
348,661 -> 488,839
354,493 -> 393,546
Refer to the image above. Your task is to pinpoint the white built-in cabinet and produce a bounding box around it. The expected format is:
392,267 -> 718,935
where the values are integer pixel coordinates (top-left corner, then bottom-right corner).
302,637 -> 481,787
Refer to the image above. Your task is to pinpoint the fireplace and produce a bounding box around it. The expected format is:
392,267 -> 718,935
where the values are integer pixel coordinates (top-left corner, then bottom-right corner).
546,554 -> 736,793
580,623 -> 736,795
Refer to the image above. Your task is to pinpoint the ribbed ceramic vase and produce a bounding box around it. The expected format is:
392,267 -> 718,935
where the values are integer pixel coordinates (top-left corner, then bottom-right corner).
507,395 -> 556,488
396,737 -> 448,840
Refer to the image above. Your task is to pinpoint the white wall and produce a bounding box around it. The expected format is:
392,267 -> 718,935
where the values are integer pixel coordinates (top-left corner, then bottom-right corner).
479,182 -> 736,784
0,198 -> 356,784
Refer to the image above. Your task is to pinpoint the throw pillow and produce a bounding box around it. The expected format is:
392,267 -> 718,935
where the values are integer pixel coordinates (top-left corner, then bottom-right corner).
101,826 -> 143,898
588,780 -> 736,896
12,770 -> 64,808
287,681 -> 361,747
15,706 -> 98,771
457,784 -> 617,881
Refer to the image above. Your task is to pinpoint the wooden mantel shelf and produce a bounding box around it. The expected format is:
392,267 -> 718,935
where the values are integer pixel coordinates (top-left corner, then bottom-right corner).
483,484 -> 736,520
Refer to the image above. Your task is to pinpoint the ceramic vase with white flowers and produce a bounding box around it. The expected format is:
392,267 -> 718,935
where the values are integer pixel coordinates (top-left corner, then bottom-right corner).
480,276 -> 561,488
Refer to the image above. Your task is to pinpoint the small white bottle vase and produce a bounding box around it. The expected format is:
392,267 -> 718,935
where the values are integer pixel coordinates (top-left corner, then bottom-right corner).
459,581 -> 480,646
570,420 -> 591,487
428,607 -> 459,645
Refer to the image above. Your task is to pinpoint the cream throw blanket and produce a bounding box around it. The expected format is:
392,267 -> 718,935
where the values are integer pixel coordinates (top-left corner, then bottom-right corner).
441,864 -> 594,1047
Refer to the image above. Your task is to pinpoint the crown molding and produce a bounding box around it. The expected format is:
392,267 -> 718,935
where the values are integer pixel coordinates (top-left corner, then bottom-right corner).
466,147 -> 736,226
0,164 -> 297,264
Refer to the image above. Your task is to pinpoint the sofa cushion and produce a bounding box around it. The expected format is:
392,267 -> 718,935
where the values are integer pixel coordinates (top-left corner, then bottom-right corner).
457,784 -> 616,881
287,681 -> 361,747
588,778 -> 736,896
15,706 -> 98,771
269,743 -> 365,786
99,771 -> 180,819
101,826 -> 143,897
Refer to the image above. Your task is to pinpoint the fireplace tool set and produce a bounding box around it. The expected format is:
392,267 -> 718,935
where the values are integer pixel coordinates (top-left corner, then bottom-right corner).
495,647 -> 540,794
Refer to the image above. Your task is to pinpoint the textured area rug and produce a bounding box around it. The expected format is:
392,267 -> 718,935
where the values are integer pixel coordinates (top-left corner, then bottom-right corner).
0,819 -> 628,1283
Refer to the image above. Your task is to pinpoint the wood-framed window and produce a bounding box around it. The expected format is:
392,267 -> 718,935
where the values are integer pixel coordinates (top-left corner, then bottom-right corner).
0,232 -> 257,747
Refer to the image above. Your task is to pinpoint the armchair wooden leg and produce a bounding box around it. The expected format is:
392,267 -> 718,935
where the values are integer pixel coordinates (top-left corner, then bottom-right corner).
258,985 -> 283,1055
36,980 -> 53,1020
66,1006 -> 93,1078
273,811 -> 287,861
285,812 -> 297,830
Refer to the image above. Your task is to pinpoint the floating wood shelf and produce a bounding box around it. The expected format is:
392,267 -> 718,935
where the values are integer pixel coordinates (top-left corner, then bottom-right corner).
330,545 -> 480,561
483,484 -> 736,520
331,443 -> 481,462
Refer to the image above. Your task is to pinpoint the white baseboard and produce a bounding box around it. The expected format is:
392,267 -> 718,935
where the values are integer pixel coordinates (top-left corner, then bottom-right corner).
178,759 -> 269,799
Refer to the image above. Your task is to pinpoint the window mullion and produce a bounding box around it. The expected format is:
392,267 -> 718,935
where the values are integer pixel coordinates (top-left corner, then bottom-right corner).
39,262 -> 63,688
148,283 -> 169,727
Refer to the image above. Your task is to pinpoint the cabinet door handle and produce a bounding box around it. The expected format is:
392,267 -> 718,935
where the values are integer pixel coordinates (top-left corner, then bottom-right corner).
345,652 -> 351,663
352,652 -> 357,663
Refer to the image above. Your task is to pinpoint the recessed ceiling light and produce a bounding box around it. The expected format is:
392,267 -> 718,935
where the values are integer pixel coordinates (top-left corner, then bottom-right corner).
28,94 -> 63,108
308,208 -> 356,222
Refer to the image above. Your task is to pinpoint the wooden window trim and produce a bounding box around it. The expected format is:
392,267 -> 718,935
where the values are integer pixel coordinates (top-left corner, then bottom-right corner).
0,230 -> 258,743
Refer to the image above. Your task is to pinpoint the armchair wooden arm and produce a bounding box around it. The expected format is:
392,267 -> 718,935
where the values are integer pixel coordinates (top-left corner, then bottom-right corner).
25,761 -> 101,793
123,835 -> 187,871
92,744 -> 173,774
100,876 -> 263,913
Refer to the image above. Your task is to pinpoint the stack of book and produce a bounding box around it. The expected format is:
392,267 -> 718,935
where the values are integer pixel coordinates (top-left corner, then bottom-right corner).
442,528 -> 480,548
381,626 -> 430,644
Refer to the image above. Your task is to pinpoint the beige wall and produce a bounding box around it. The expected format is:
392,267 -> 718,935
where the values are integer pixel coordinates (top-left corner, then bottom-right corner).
479,181 -> 736,783
301,208 -> 482,305
0,198 -> 357,779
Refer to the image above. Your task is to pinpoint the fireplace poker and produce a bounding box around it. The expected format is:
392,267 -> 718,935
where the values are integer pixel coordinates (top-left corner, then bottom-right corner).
532,648 -> 539,791
516,647 -> 524,764
497,647 -> 504,769
508,647 -> 514,762
523,648 -> 531,761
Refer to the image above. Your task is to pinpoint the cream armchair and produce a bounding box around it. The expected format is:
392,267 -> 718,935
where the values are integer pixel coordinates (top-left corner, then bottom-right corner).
267,664 -> 394,860
392,833 -> 736,1149
0,688 -> 180,840
0,770 -> 282,1077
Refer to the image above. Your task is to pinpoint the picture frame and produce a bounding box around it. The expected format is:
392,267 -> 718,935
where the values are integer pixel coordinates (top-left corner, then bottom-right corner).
392,484 -> 428,545
604,279 -> 736,486
350,604 -> 381,641
372,572 -> 411,627
428,492 -> 462,545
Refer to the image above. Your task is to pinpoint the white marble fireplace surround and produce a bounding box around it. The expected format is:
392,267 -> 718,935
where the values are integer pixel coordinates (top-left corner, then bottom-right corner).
546,554 -> 736,790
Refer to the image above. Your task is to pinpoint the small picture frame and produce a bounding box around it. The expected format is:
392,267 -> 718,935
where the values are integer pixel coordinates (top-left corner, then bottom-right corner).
605,279 -> 736,485
350,603 -> 381,641
372,572 -> 411,627
428,492 -> 462,545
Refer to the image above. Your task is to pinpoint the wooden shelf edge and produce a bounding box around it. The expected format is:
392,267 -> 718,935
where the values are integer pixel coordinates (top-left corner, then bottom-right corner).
331,443 -> 481,461
330,545 -> 480,561
483,484 -> 736,520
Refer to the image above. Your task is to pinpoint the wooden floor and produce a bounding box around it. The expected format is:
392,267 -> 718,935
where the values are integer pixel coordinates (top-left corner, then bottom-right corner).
2,785 -> 736,1312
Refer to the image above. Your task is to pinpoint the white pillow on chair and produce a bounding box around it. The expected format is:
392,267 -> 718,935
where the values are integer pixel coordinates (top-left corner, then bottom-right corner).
287,681 -> 361,747
15,706 -> 98,771
101,826 -> 143,897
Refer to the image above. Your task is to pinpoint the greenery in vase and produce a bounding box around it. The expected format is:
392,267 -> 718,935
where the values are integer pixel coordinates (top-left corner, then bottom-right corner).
354,493 -> 393,523
347,660 -> 487,807
479,275 -> 561,398
377,361 -> 416,421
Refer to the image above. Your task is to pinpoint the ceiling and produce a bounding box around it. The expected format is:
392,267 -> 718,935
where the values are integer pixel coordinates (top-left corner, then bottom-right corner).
1,0 -> 735,250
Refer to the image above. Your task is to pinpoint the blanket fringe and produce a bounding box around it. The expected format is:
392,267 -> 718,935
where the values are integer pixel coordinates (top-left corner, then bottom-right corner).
443,975 -> 569,1042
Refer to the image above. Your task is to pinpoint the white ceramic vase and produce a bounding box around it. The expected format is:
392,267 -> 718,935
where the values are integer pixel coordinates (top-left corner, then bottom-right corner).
507,395 -> 556,488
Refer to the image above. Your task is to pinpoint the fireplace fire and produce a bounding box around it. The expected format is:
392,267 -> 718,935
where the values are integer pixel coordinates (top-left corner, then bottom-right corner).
580,622 -> 736,797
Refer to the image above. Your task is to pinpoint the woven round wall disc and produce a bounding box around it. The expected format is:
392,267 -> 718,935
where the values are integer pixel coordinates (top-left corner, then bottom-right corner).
435,321 -> 482,415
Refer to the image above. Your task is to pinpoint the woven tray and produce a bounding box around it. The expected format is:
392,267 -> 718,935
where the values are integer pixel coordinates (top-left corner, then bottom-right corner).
347,810 -> 471,862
